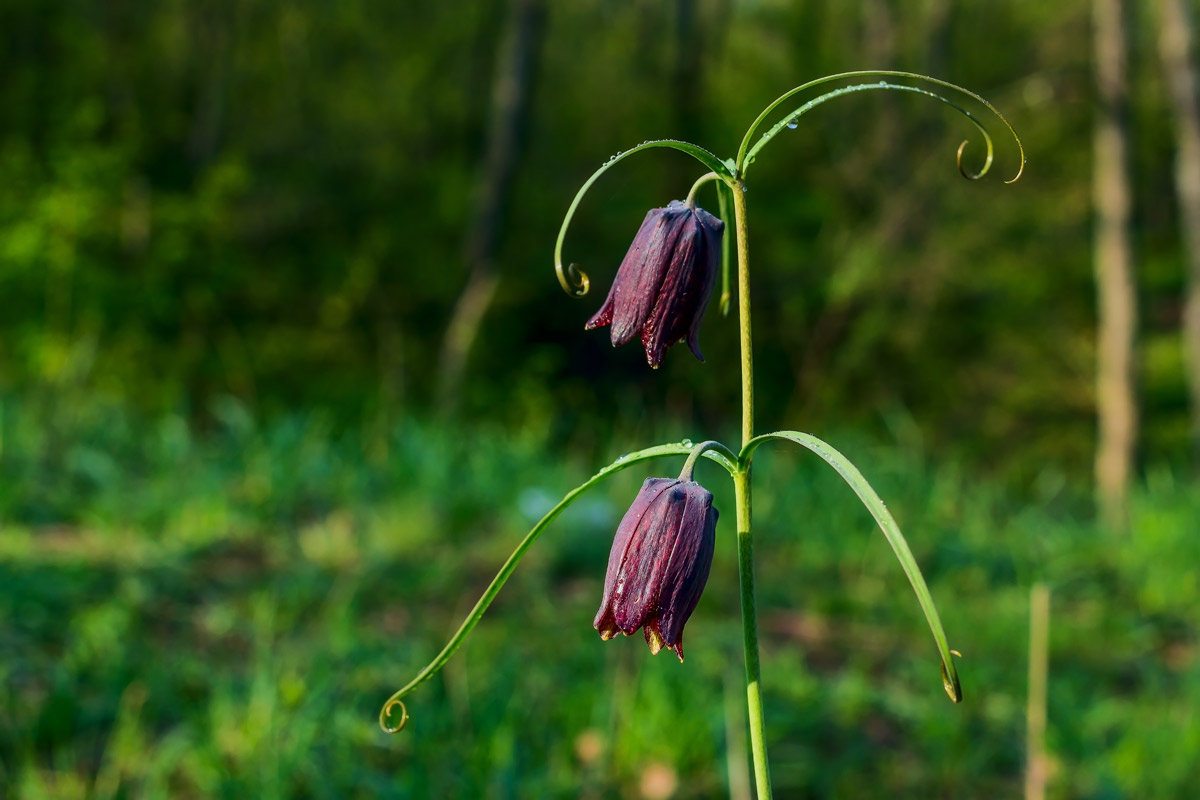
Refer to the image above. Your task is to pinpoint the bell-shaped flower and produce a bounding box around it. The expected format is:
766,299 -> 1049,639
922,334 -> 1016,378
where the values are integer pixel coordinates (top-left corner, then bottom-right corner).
586,200 -> 724,368
593,476 -> 718,660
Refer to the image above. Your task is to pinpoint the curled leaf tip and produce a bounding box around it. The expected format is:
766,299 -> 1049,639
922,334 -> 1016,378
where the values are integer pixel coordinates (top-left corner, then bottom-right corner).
380,698 -> 410,734
955,140 -> 986,181
739,72 -> 1025,188
941,650 -> 964,703
556,262 -> 590,297
554,139 -> 731,301
1004,156 -> 1026,185
957,139 -> 1024,184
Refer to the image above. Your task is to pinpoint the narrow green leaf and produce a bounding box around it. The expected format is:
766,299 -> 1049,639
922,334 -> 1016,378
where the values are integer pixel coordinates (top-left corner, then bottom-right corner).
380,441 -> 737,732
735,70 -> 1024,185
554,139 -> 733,298
716,180 -> 734,317
740,430 -> 963,703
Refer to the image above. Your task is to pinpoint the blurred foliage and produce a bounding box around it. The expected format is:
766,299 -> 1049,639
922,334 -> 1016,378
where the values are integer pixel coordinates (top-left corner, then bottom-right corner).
0,0 -> 1192,486
1,405 -> 1198,798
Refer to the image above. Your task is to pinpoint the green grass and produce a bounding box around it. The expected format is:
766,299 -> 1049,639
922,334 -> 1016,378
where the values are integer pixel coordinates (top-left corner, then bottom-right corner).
1,397 -> 1198,798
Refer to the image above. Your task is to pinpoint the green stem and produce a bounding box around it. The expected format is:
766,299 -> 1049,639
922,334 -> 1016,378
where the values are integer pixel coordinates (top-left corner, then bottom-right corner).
679,439 -> 740,482
730,179 -> 772,797
734,470 -> 771,798
733,183 -> 755,447
685,171 -> 720,207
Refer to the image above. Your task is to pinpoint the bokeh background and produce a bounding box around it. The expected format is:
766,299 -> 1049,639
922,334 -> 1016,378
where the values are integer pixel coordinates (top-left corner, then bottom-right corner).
2,1 -> 1198,798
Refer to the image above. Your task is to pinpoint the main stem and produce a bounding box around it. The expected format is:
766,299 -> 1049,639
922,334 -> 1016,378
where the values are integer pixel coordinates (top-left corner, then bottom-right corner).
730,180 -> 772,798
734,183 -> 755,445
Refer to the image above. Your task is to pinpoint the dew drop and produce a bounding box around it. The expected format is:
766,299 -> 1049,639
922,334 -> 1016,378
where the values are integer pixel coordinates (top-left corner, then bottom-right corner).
681,439 -> 694,448
785,117 -> 799,130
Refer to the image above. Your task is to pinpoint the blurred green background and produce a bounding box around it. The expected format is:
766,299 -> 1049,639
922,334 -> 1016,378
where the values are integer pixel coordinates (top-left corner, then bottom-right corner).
2,1 -> 1197,797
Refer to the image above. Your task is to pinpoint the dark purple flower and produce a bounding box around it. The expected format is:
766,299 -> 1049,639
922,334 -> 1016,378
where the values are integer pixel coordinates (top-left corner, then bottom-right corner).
593,476 -> 718,660
586,200 -> 724,368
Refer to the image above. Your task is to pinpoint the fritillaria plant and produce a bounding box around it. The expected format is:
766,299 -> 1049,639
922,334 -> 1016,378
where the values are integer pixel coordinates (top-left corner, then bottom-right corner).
381,71 -> 1024,798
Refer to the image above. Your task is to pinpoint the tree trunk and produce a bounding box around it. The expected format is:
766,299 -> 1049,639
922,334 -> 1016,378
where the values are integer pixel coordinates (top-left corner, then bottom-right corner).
436,0 -> 546,411
1024,584 -> 1051,800
922,0 -> 952,78
670,0 -> 702,139
1093,0 -> 1138,528
1157,0 -> 1200,464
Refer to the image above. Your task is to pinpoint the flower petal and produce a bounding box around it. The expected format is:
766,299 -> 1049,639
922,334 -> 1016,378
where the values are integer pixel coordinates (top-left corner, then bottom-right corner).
655,483 -> 717,658
587,205 -> 689,347
685,208 -> 723,361
642,214 -> 707,367
610,483 -> 688,634
593,478 -> 677,633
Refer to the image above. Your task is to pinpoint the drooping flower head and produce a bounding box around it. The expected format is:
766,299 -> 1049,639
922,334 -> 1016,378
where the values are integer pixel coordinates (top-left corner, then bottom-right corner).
594,475 -> 718,660
586,200 -> 724,368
